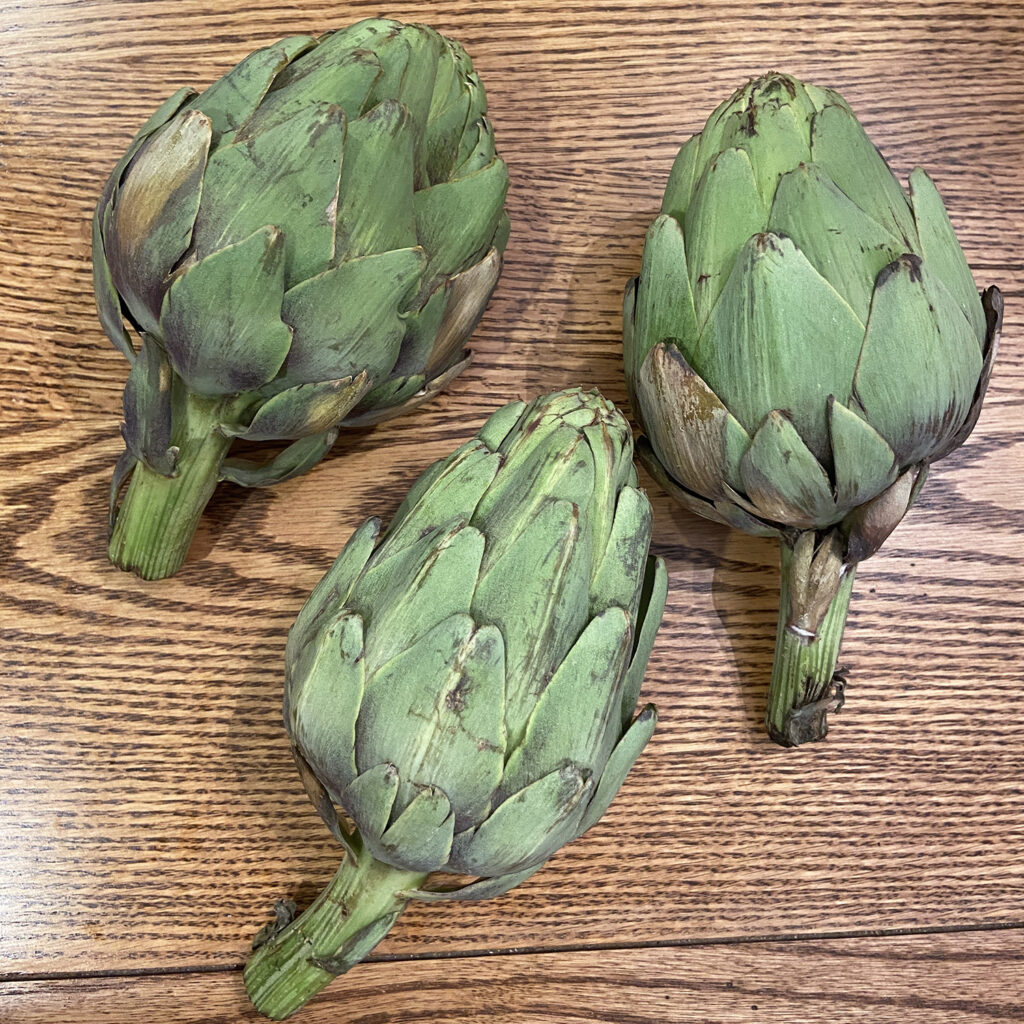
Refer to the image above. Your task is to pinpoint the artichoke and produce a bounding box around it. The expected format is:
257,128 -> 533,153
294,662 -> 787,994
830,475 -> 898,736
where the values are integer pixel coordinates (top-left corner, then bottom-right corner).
624,73 -> 1002,746
94,19 -> 509,580
243,388 -> 667,1019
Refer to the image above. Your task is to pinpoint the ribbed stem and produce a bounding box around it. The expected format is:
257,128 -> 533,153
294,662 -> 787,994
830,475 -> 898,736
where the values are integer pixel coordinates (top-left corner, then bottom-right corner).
244,843 -> 427,1020
766,543 -> 857,747
108,394 -> 232,580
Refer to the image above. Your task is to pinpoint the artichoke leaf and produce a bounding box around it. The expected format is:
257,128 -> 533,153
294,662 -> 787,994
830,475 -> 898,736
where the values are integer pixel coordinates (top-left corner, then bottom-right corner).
580,704 -> 657,833
414,158 -> 508,282
476,399 -> 529,451
223,373 -> 371,442
909,167 -> 987,345
451,764 -> 589,877
768,162 -> 905,323
340,763 -> 400,842
376,786 -> 454,872
931,285 -> 1003,461
334,99 -> 417,261
828,396 -> 898,512
631,215 -> 698,382
239,48 -> 380,136
634,341 -> 750,500
282,247 -> 425,386
309,911 -> 401,978
843,465 -> 920,564
191,102 -> 345,288
289,611 -> 366,801
357,527 -> 486,674
403,863 -> 543,903
382,440 -> 502,552
355,616 -> 504,829
853,254 -> 983,464
92,210 -> 136,362
590,486 -> 653,620
620,557 -> 669,726
740,410 -> 838,528
219,428 -> 338,487
193,36 -> 316,134
120,333 -> 178,476
471,498 -> 586,747
683,146 -> 765,328
286,517 -> 381,670
810,103 -> 918,249
660,133 -> 701,221
160,225 -> 292,396
501,607 -> 633,799
106,108 -> 212,334
697,232 -> 864,462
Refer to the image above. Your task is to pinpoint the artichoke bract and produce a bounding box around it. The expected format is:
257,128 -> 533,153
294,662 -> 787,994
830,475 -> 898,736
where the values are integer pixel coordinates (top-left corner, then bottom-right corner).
624,73 -> 1002,746
94,19 -> 509,580
243,389 -> 667,1019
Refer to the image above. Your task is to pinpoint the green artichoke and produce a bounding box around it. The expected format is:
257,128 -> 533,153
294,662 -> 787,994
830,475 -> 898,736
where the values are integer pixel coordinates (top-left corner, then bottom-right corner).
94,19 -> 509,580
244,388 -> 667,1019
624,73 -> 1001,746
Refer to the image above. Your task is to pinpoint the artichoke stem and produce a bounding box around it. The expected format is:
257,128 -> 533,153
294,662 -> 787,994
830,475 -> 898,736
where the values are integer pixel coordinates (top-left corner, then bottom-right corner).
244,840 -> 427,1020
108,394 -> 234,580
766,542 -> 857,747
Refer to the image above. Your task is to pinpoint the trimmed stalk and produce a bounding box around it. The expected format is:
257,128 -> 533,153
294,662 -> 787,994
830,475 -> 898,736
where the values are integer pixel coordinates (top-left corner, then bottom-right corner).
108,393 -> 235,580
244,839 -> 427,1020
766,540 -> 856,747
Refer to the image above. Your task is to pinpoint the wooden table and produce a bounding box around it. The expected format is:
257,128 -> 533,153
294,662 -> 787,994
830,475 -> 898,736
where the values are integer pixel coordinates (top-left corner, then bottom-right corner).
3,1 -> 1023,1020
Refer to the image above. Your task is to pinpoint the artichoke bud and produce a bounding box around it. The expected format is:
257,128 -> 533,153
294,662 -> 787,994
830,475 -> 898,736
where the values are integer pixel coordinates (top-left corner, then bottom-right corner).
245,389 -> 667,1018
96,19 -> 509,579
625,72 -> 1002,745
286,387 -> 666,877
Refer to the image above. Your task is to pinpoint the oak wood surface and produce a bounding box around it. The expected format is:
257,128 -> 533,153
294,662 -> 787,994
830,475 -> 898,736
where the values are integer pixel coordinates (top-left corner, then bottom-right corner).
3,0 -> 1023,1019
4,932 -> 1024,1023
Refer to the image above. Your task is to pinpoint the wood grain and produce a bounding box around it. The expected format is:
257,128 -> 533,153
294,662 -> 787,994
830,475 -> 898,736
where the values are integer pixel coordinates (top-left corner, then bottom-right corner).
4,931 -> 1024,1022
3,0 -> 1024,1018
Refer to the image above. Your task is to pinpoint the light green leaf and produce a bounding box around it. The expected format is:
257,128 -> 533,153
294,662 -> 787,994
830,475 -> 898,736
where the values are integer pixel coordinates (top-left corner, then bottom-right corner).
281,247 -> 425,385
334,100 -> 417,261
452,765 -> 589,876
660,134 -> 701,220
683,147 -> 766,328
471,497 -> 587,750
696,232 -> 864,461
502,608 -> 632,798
288,611 -> 365,801
356,524 -> 485,676
630,214 -> 698,380
621,557 -> 668,725
341,762 -> 399,841
909,167 -> 986,344
160,225 -> 291,395
810,103 -> 918,248
853,254 -> 983,463
590,486 -> 652,618
193,36 -> 315,134
769,162 -> 905,322
356,615 -> 505,830
580,704 -> 657,833
414,159 -> 508,281
287,517 -> 380,667
376,786 -> 454,872
740,410 -> 838,528
828,397 -> 898,512
191,102 -> 344,288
